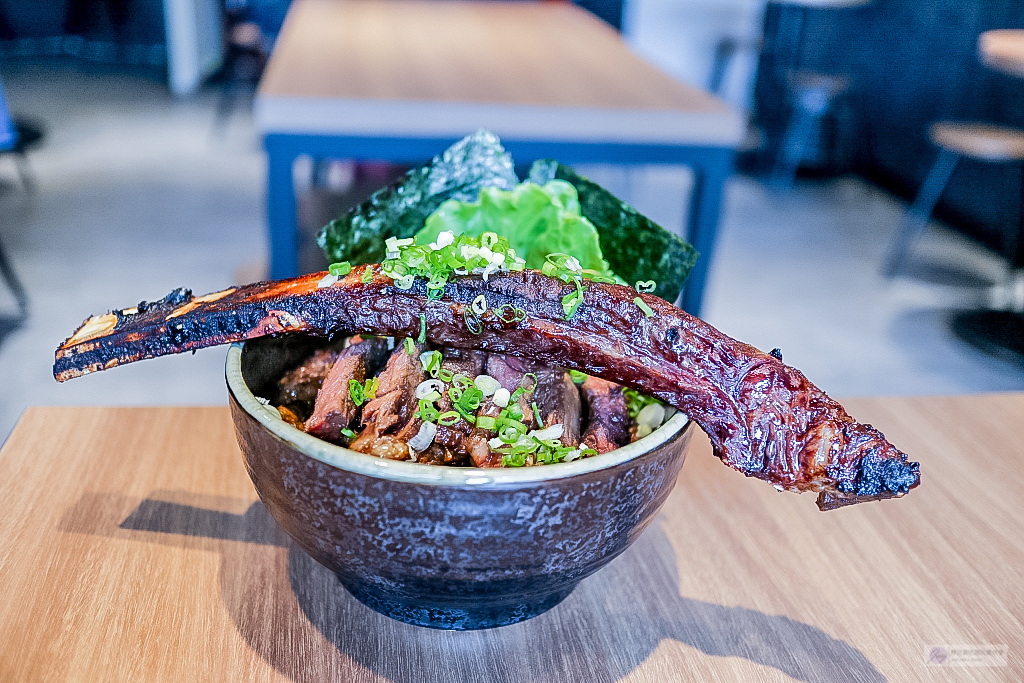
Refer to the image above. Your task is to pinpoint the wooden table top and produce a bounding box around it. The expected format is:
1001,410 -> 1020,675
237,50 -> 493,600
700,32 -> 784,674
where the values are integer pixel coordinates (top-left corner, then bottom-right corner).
254,0 -> 744,146
980,30 -> 1024,79
1,396 -> 1021,681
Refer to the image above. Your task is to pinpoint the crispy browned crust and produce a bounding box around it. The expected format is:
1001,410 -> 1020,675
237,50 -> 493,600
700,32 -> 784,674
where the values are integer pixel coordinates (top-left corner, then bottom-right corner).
54,265 -> 920,510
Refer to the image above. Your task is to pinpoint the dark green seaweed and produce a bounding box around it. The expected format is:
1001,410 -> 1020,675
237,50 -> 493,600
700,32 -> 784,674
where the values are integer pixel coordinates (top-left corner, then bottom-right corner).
317,130 -> 518,266
528,159 -> 698,303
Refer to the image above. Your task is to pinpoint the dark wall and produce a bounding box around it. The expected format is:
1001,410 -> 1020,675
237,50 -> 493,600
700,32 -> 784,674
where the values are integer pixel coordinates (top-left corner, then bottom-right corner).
753,0 -> 1024,264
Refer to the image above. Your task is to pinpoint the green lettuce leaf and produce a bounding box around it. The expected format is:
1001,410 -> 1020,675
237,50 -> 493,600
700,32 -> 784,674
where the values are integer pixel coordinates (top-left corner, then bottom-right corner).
414,180 -> 615,278
528,159 -> 698,303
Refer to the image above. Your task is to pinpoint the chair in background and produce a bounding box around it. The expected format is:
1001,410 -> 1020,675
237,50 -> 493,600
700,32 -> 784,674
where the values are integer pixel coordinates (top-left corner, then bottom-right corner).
765,0 -> 870,189
882,122 -> 1024,279
213,0 -> 291,131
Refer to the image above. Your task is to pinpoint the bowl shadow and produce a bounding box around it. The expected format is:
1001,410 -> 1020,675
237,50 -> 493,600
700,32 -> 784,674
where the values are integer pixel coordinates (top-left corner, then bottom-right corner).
60,491 -> 884,683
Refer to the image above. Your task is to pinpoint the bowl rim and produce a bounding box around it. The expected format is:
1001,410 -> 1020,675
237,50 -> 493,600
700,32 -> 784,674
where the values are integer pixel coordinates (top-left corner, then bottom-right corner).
226,342 -> 691,486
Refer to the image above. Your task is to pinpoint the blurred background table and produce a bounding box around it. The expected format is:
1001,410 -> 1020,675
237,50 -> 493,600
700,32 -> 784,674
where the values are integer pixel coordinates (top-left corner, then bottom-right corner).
1,396 -> 1021,680
255,0 -> 744,316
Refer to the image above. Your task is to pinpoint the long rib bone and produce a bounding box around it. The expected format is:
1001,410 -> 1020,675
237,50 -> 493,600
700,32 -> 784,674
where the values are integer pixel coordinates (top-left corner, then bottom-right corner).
55,266 -> 920,511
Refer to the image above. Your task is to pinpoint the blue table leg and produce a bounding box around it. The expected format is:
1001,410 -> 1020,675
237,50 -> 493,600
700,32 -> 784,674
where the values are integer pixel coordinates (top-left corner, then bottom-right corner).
266,144 -> 299,280
681,150 -> 733,317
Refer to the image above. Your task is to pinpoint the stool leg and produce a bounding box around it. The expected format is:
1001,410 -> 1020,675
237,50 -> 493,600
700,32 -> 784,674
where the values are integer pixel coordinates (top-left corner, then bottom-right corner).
769,89 -> 827,191
14,152 -> 35,193
0,236 -> 29,319
882,148 -> 959,278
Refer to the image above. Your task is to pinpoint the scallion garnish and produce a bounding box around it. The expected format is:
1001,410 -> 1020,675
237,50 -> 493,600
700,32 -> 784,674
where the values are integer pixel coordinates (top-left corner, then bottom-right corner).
361,265 -> 374,283
329,261 -> 352,277
635,280 -> 656,293
438,411 -> 462,426
418,313 -> 427,343
348,377 -> 378,407
633,297 -> 655,318
569,370 -> 588,384
464,308 -> 482,335
476,415 -> 497,430
404,337 -> 415,355
420,350 -> 443,376
340,427 -> 356,438
472,294 -> 488,316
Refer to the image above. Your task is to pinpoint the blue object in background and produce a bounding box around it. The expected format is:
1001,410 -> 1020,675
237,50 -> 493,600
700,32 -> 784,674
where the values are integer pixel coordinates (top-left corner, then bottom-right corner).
0,83 -> 16,150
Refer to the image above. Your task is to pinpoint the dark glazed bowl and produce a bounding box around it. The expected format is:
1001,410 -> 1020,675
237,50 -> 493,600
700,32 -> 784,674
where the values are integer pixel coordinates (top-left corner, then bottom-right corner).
226,336 -> 693,630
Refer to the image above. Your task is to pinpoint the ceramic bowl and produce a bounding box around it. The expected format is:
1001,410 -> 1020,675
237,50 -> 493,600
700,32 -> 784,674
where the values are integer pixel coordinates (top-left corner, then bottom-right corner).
226,336 -> 694,630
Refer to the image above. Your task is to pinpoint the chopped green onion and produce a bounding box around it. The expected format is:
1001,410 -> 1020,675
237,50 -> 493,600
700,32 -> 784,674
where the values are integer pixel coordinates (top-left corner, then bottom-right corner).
361,266 -> 374,283
635,280 -> 656,294
623,388 -> 665,420
464,308 -> 482,335
531,401 -> 544,428
501,451 -> 528,467
329,261 -> 352,277
348,377 -> 377,406
420,350 -> 443,375
438,411 -> 462,426
494,303 -> 526,324
340,427 -> 356,438
437,367 -> 454,382
633,297 -> 655,318
417,399 -> 440,423
476,415 -> 497,430
452,373 -> 474,390
418,314 -> 427,343
472,294 -> 488,316
456,386 -> 484,413
569,370 -> 588,384
404,337 -> 415,355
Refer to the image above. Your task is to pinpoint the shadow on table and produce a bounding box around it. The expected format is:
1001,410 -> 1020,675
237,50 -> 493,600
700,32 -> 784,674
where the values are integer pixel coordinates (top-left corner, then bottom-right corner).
61,491 -> 884,683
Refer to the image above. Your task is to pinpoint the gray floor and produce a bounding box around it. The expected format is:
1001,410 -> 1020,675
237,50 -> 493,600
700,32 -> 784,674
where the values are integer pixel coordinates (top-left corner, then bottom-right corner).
2,66 -> 1023,443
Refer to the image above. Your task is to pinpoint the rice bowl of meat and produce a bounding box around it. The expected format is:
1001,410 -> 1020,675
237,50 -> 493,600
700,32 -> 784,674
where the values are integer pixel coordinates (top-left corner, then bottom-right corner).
227,334 -> 693,630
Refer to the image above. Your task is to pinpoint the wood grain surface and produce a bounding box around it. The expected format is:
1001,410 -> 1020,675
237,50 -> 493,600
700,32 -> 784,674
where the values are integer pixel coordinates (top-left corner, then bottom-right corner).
254,0 -> 744,145
0,397 -> 1021,681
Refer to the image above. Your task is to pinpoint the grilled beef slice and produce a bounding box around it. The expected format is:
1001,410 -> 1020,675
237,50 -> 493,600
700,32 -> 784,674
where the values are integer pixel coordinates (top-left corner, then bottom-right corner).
465,353 -> 541,467
416,348 -> 486,466
349,341 -> 426,460
534,368 -> 581,448
579,376 -> 631,453
304,336 -> 391,443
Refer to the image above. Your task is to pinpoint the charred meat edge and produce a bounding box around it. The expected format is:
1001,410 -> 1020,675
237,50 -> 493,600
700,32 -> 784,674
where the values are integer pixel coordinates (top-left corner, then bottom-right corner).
54,266 -> 921,510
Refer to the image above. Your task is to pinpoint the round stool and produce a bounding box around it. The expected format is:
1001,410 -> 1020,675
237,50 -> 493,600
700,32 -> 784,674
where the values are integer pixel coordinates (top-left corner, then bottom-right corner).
765,0 -> 871,189
882,121 -> 1024,277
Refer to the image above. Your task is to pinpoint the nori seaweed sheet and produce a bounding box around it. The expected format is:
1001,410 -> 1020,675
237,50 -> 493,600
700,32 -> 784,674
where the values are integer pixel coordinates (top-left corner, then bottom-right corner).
317,130 -> 518,266
528,159 -> 698,303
